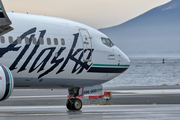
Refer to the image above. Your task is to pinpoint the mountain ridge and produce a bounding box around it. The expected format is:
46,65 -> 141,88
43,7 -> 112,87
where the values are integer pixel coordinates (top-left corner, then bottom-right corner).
99,0 -> 180,57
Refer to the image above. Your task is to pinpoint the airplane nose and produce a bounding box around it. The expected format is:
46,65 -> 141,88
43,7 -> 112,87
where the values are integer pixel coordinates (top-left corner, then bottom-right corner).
114,46 -> 130,67
118,51 -> 130,68
120,52 -> 130,66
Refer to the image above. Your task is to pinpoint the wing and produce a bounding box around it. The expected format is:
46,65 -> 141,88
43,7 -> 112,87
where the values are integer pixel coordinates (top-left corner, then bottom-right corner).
0,0 -> 13,36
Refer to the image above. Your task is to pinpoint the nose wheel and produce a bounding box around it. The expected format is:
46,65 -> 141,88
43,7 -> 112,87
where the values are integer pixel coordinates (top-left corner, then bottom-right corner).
66,87 -> 83,110
66,98 -> 82,110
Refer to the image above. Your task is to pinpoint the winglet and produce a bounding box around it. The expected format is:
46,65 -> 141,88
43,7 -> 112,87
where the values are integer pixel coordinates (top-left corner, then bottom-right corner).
0,0 -> 14,36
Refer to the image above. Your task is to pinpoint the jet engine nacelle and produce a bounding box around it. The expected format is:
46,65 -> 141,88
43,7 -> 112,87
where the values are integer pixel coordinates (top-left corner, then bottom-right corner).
0,64 -> 14,101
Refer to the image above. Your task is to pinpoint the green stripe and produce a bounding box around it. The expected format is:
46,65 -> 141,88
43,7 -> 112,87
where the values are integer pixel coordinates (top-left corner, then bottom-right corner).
4,66 -> 13,99
93,64 -> 130,67
0,8 -> 2,10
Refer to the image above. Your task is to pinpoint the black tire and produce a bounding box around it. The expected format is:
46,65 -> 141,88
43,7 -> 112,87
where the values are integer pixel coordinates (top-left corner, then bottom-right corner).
73,98 -> 82,110
66,99 -> 73,110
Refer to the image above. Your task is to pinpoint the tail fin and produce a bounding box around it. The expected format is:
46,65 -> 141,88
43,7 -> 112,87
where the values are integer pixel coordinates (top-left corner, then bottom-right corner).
0,0 -> 13,36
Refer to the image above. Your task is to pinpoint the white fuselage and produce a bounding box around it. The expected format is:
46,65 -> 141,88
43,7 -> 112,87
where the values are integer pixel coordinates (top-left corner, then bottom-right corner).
0,12 -> 130,89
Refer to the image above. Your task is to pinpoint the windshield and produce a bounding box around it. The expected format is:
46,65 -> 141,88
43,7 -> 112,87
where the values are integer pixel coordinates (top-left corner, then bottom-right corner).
101,38 -> 114,47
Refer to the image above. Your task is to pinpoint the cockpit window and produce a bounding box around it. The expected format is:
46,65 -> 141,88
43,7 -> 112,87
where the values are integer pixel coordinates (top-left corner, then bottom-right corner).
102,38 -> 108,46
101,38 -> 114,47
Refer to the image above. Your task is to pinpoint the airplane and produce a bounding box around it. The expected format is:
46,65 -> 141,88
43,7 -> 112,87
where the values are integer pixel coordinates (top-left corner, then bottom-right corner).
0,0 -> 130,110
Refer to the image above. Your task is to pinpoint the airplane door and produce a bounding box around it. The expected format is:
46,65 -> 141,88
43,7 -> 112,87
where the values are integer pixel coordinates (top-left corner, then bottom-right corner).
79,29 -> 92,62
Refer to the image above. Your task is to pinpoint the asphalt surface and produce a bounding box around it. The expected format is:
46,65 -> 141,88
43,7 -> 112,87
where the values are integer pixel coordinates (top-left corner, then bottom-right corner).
0,86 -> 180,119
1,85 -> 180,106
0,105 -> 180,120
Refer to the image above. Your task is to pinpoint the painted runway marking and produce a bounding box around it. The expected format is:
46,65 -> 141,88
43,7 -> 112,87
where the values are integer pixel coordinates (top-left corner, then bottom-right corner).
111,89 -> 180,95
9,95 -> 67,99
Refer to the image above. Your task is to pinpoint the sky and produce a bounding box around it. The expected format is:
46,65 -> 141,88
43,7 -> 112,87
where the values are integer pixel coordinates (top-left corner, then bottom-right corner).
3,0 -> 171,29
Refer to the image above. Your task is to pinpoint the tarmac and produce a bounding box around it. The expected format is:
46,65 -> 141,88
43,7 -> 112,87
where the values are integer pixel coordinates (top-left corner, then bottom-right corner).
0,105 -> 180,120
0,86 -> 180,119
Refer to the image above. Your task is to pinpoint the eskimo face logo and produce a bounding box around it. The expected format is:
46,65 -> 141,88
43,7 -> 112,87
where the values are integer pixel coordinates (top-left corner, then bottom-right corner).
0,27 -> 94,78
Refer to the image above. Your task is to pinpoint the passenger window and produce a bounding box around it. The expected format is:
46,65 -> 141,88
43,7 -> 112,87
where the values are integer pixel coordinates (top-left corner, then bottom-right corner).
25,37 -> 29,44
39,37 -> 44,45
61,38 -> 65,45
32,37 -> 37,45
1,36 -> 5,43
47,38 -> 51,45
54,38 -> 58,45
101,38 -> 114,47
17,37 -> 22,44
55,52 -> 58,57
8,36 -> 13,44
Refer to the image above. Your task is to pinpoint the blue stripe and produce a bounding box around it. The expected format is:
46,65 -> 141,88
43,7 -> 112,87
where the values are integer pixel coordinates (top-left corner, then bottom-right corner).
0,64 -> 10,101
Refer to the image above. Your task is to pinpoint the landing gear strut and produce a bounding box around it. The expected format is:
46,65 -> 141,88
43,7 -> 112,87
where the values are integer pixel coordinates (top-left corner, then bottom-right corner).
66,88 -> 83,110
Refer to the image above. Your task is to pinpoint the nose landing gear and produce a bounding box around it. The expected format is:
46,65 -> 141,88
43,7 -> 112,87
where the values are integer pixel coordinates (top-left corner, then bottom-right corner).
66,98 -> 82,110
66,87 -> 83,111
